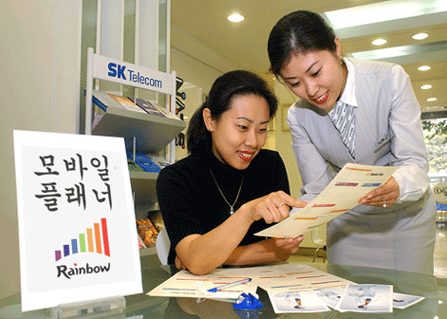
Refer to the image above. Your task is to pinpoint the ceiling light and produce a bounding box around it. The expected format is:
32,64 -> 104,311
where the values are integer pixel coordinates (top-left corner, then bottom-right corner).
372,38 -> 387,46
324,0 -> 447,29
227,13 -> 245,23
418,65 -> 431,71
421,84 -> 432,90
412,32 -> 428,40
427,97 -> 438,102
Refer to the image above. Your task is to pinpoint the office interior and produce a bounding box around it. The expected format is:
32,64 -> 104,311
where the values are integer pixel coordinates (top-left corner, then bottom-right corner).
1,0 -> 446,302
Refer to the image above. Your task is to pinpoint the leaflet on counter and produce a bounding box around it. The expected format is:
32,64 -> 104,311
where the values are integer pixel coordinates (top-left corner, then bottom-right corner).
255,163 -> 397,238
147,264 -> 352,300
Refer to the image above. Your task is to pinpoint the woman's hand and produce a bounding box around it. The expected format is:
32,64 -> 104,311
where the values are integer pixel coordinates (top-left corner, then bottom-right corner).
260,236 -> 305,262
271,235 -> 304,254
175,255 -> 187,270
359,177 -> 400,207
245,191 -> 306,224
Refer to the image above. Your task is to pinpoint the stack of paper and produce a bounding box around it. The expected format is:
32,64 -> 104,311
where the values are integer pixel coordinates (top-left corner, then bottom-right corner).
147,263 -> 425,314
268,284 -> 425,314
147,264 -> 351,301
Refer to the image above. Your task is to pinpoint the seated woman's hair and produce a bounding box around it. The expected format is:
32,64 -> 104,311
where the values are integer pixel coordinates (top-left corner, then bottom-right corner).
187,70 -> 278,155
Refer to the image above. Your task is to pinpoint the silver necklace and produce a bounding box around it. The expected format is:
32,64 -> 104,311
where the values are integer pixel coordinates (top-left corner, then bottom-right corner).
209,169 -> 244,215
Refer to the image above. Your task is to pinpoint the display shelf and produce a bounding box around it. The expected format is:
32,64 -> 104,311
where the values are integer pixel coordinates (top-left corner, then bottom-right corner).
139,246 -> 157,257
130,171 -> 159,207
85,48 -> 182,229
93,103 -> 185,154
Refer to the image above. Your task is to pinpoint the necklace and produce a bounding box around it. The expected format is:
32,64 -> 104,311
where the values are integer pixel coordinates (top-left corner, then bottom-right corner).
209,169 -> 244,215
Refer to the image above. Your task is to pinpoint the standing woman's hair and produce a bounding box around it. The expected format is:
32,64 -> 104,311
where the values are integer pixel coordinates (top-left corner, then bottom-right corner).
187,70 -> 278,155
268,10 -> 337,77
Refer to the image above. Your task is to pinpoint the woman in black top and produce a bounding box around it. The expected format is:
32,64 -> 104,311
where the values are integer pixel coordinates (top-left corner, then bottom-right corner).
156,70 -> 305,275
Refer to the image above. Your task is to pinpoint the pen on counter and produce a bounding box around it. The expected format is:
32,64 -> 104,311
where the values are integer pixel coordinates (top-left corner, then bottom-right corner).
207,278 -> 252,292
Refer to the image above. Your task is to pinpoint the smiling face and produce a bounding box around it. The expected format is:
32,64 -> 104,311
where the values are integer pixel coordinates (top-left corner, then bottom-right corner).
203,94 -> 270,170
279,38 -> 347,111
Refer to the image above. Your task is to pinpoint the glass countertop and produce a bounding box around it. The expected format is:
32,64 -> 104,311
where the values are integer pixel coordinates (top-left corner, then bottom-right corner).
1,256 -> 447,318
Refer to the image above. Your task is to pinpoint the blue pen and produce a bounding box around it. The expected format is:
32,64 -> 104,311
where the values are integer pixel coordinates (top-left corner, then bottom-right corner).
207,278 -> 252,292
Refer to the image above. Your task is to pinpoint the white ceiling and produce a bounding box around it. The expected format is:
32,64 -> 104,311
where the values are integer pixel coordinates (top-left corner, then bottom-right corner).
171,0 -> 447,119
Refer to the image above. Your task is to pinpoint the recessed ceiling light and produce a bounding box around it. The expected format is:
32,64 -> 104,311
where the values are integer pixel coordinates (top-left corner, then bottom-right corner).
412,32 -> 428,40
418,65 -> 431,71
427,97 -> 438,102
227,13 -> 245,23
372,38 -> 387,46
421,84 -> 432,90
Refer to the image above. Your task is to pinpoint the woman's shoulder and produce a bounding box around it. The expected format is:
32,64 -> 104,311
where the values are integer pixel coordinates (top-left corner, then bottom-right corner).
348,58 -> 403,76
257,148 -> 279,159
158,153 -> 204,179
252,149 -> 284,166
287,99 -> 327,125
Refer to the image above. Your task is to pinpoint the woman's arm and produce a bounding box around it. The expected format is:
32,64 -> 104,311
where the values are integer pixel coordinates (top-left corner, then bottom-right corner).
175,191 -> 305,275
360,64 -> 430,207
225,236 -> 304,266
387,64 -> 430,202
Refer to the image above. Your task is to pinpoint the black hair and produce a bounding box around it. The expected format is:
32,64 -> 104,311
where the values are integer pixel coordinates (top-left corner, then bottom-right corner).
187,70 -> 277,155
268,10 -> 337,77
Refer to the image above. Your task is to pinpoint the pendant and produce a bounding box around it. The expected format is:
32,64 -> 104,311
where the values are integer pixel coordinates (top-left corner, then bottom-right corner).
230,207 -> 234,215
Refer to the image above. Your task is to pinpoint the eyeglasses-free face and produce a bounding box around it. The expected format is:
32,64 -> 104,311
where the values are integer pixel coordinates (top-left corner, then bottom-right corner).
204,94 -> 270,170
280,38 -> 347,112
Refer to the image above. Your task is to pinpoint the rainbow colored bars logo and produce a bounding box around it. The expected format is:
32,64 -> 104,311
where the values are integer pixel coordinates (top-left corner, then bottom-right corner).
55,218 -> 110,262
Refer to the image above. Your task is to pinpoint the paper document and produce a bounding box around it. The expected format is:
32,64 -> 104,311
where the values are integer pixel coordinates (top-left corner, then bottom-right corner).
256,264 -> 354,293
255,163 -> 397,238
335,284 -> 393,313
392,292 -> 425,309
147,267 -> 258,300
268,290 -> 331,313
147,263 -> 353,301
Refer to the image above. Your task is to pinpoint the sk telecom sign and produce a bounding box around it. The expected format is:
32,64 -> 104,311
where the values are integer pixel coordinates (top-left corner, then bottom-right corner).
92,53 -> 174,95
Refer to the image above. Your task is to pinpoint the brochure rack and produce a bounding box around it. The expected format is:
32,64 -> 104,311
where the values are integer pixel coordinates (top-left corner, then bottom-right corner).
85,48 -> 185,209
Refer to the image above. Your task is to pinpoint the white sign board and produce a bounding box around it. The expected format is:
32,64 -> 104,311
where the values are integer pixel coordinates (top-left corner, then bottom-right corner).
14,130 -> 142,312
92,52 -> 174,95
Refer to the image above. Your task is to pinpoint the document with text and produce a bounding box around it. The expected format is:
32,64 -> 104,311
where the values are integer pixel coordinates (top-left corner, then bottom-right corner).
255,163 -> 397,238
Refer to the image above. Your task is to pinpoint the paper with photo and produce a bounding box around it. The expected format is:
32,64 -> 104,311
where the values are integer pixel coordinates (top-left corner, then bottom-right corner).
256,163 -> 397,238
392,292 -> 425,309
268,290 -> 330,313
335,284 -> 393,313
257,263 -> 354,293
314,287 -> 344,309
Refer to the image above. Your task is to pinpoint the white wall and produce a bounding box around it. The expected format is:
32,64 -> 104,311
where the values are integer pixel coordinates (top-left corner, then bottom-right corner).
171,25 -> 243,94
0,1 -> 82,300
171,24 -> 242,161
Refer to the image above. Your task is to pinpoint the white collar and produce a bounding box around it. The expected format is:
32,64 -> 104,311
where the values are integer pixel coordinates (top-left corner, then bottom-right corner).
338,58 -> 358,107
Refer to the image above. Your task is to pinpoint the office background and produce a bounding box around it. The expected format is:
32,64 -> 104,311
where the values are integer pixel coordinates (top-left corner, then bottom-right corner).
1,0 -> 446,301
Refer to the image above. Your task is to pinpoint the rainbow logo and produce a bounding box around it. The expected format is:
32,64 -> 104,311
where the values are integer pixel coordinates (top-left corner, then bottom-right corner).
55,218 -> 110,262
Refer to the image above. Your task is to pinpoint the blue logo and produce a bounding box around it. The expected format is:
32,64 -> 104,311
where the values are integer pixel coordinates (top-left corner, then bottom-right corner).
107,62 -> 162,89
107,63 -> 126,80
